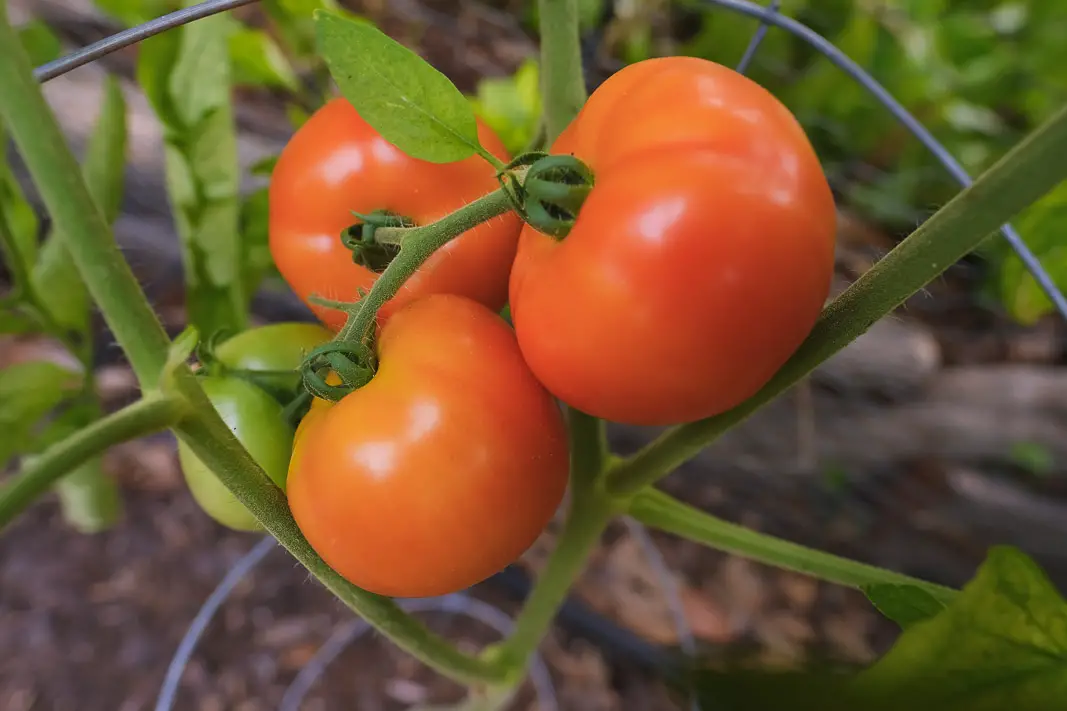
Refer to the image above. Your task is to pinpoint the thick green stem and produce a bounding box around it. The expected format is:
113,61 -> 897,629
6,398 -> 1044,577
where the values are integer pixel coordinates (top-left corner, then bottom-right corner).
490,406 -> 614,672
538,0 -> 588,142
0,6 -> 171,389
492,492 -> 616,672
566,407 -> 608,485
335,187 -> 516,345
172,394 -> 505,685
631,488 -> 957,604
0,395 -> 186,530
606,98 -> 1067,497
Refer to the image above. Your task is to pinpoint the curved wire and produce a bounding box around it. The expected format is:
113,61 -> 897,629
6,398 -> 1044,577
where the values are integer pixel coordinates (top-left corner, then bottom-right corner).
155,535 -> 277,711
735,0 -> 781,74
623,517 -> 701,711
278,593 -> 558,711
33,0 -> 262,83
700,0 -> 1067,321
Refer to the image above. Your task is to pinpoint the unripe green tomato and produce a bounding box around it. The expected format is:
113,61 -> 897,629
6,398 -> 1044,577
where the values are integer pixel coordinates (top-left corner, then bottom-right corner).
178,376 -> 295,531
214,322 -> 333,398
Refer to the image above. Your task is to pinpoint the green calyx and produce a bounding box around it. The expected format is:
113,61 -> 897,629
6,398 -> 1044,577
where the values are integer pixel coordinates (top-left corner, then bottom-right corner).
512,154 -> 594,239
341,210 -> 415,272
298,340 -> 376,404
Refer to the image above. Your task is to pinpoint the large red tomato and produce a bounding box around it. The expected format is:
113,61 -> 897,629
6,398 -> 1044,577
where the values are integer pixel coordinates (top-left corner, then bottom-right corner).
286,294 -> 569,598
509,57 -> 838,426
269,98 -> 521,331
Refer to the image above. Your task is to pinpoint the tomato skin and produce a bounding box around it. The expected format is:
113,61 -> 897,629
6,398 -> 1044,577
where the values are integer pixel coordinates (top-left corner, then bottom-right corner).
269,98 -> 522,332
509,57 -> 837,426
178,377 -> 295,531
287,294 -> 569,598
215,322 -> 333,397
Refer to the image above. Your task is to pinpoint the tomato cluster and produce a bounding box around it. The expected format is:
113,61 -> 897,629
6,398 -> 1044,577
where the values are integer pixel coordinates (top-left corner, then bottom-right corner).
179,56 -> 834,598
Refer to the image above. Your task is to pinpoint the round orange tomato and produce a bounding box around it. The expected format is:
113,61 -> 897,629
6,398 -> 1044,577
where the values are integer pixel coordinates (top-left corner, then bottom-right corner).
286,294 -> 569,598
509,57 -> 837,426
269,98 -> 521,331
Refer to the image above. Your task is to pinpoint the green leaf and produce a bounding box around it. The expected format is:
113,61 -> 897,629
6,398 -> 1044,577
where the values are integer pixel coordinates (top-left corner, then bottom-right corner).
249,155 -> 278,177
34,75 -> 128,333
997,180 -> 1067,324
238,186 -> 275,300
137,32 -> 183,130
314,10 -> 485,163
469,59 -> 543,155
863,583 -> 947,629
856,546 -> 1067,709
692,547 -> 1067,711
17,20 -> 61,66
138,0 -> 245,338
0,130 -> 40,271
0,307 -> 39,335
0,361 -> 80,465
54,458 -> 121,533
92,0 -> 167,27
228,26 -> 300,91
285,102 -> 311,129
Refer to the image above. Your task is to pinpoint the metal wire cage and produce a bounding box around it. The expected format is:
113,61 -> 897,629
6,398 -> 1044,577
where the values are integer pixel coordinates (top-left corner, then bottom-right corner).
25,0 -> 1067,709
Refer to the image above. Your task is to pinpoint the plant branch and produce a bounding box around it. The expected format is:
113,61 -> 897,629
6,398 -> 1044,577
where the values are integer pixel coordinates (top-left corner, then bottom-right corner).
0,395 -> 187,530
491,492 -> 616,673
335,186 -> 516,345
169,369 -> 505,685
606,98 -> 1067,497
0,6 -> 171,389
566,407 -> 608,486
538,0 -> 587,143
631,488 -> 957,604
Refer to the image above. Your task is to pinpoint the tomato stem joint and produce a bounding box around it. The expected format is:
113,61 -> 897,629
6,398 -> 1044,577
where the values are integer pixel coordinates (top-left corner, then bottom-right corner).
341,210 -> 414,272
517,154 -> 594,239
299,340 -> 376,403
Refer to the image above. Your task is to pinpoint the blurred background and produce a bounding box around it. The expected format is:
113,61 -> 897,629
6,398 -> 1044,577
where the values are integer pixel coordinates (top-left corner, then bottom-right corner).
2,0 -> 1067,709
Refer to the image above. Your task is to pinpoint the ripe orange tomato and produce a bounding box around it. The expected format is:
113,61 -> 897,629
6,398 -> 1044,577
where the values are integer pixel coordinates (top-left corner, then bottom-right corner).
286,294 -> 569,598
509,57 -> 837,426
269,98 -> 521,331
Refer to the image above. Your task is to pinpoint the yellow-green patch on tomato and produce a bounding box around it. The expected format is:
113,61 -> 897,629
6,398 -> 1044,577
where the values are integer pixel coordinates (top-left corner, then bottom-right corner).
178,376 -> 295,531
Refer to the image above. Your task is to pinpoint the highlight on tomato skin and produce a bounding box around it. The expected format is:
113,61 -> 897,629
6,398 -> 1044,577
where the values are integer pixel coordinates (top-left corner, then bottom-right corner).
267,97 -> 523,333
285,293 -> 570,599
508,56 -> 838,428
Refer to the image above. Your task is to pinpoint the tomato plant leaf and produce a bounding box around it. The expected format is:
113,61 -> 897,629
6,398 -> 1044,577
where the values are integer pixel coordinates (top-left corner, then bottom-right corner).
34,75 -> 128,333
0,308 -> 38,335
691,547 -> 1067,711
469,59 -> 542,156
0,361 -> 81,465
17,19 -> 61,66
91,0 -> 167,27
54,458 -> 121,533
314,10 -> 484,164
227,25 -> 300,92
138,0 -> 245,338
996,180 -> 1067,324
32,400 -> 123,533
863,583 -> 947,629
238,186 -> 275,300
853,545 -> 1067,710
0,129 -> 40,273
